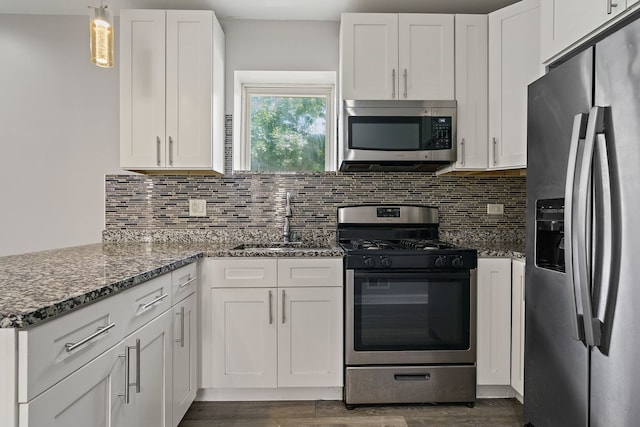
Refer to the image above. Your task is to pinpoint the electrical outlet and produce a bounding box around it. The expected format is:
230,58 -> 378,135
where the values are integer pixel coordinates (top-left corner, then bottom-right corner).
189,199 -> 207,217
487,203 -> 504,215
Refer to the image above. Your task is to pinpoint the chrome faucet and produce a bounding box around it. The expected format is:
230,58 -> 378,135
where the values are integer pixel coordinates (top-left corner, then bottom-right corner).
283,192 -> 292,242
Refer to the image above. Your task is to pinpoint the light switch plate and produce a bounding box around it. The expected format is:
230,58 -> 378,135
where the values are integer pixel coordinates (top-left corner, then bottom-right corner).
487,203 -> 504,215
189,199 -> 207,217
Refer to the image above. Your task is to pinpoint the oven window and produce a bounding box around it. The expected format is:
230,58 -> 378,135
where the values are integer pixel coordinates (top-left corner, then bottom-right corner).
349,117 -> 422,150
353,271 -> 470,351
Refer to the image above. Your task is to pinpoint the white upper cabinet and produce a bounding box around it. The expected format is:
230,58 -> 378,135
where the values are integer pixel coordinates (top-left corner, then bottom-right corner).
340,13 -> 454,100
488,0 -> 541,169
340,13 -> 398,100
540,0 -> 640,63
398,14 -> 455,100
120,10 -> 225,174
446,14 -> 489,172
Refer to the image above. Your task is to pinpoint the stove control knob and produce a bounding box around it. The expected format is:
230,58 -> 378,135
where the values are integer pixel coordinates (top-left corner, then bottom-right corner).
380,256 -> 392,268
363,256 -> 375,267
452,256 -> 464,268
435,256 -> 447,268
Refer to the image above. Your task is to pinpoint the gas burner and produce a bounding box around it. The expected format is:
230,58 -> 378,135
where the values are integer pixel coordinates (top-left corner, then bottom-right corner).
350,239 -> 395,250
399,239 -> 457,250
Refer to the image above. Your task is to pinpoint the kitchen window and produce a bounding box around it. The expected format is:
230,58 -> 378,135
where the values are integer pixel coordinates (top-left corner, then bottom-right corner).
233,71 -> 336,172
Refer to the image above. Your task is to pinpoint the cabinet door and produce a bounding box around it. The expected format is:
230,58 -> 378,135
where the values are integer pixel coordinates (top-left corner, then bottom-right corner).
511,260 -> 525,397
488,0 -> 541,169
19,344 -> 125,427
120,10 -> 167,169
211,288 -> 277,388
477,258 -> 512,386
277,287 -> 343,388
453,14 -> 489,170
172,293 -> 198,426
398,14 -> 454,100
540,0 -> 626,62
341,13 -> 398,100
165,11 -> 214,169
125,309 -> 173,427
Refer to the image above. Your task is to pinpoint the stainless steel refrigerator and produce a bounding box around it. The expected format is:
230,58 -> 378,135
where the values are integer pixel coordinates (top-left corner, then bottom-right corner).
525,15 -> 640,427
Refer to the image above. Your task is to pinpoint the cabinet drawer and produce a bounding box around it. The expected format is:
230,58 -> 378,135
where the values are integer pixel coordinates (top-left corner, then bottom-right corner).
211,258 -> 277,288
277,258 -> 343,287
172,262 -> 198,303
120,272 -> 173,336
18,292 -> 125,402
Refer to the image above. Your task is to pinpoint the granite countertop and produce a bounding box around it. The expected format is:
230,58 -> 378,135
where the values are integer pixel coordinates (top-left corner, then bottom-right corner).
0,243 -> 204,328
469,241 -> 525,259
0,237 -> 520,329
0,241 -> 344,329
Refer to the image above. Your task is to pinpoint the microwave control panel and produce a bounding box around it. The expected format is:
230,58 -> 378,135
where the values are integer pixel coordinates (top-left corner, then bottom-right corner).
425,117 -> 452,150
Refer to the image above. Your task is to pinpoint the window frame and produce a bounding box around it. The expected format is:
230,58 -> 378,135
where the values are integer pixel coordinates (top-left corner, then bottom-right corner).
233,71 -> 337,172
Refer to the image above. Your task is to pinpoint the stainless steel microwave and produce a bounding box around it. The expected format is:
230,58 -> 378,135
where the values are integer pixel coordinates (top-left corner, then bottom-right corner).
339,100 -> 456,171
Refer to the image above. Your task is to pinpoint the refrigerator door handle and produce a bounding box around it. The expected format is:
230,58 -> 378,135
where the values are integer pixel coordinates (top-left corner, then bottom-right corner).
564,113 -> 588,341
576,106 -> 604,347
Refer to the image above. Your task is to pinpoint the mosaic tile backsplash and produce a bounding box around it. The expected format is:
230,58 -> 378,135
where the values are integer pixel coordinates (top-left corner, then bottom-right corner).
104,173 -> 526,243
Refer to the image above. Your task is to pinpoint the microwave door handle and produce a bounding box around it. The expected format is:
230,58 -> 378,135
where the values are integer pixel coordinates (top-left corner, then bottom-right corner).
564,113 -> 588,342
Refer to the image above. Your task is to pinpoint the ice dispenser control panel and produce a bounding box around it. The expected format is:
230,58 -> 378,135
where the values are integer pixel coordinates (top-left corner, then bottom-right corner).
536,199 -> 565,272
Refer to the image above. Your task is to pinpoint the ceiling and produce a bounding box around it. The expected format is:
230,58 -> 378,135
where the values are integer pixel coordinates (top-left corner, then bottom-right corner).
0,0 -> 521,21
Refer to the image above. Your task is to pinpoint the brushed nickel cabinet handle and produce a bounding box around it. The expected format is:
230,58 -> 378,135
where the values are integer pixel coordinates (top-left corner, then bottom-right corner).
65,322 -> 116,353
268,290 -> 273,325
176,306 -> 185,348
607,0 -> 618,14
403,68 -> 408,98
392,69 -> 396,99
460,138 -> 465,166
179,276 -> 198,289
156,136 -> 161,166
169,136 -> 174,166
492,137 -> 497,165
140,293 -> 168,311
282,290 -> 286,324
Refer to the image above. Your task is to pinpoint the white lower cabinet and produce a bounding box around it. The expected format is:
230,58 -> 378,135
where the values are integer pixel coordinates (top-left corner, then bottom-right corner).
476,258 -> 512,386
206,257 -> 343,395
19,344 -> 124,427
172,292 -> 199,426
12,262 -> 199,427
510,259 -> 525,397
211,287 -> 278,388
20,310 -> 172,427
277,286 -> 342,387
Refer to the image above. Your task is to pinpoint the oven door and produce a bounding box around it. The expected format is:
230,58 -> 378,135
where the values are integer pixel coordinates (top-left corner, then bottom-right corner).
345,269 -> 477,365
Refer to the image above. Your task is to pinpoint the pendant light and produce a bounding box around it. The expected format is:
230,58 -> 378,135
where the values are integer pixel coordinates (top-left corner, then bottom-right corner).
89,1 -> 114,68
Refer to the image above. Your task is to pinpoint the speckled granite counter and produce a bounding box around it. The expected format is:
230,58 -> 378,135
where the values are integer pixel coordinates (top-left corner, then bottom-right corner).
0,242 -> 344,329
469,241 -> 525,260
0,243 -> 205,328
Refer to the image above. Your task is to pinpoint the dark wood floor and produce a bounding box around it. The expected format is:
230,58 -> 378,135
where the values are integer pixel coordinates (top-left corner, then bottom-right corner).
179,399 -> 524,427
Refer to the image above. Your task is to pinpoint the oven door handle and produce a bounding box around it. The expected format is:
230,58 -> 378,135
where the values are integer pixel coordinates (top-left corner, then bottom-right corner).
394,373 -> 431,381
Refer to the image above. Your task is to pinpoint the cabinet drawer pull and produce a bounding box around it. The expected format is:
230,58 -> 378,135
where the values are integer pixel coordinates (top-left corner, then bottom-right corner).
608,0 -> 618,14
492,137 -> 497,165
268,290 -> 273,325
460,138 -> 465,166
65,322 -> 116,353
179,276 -> 198,289
141,293 -> 169,311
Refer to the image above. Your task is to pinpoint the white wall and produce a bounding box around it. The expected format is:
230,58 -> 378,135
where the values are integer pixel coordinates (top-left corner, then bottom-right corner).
0,15 -> 339,256
220,19 -> 340,112
0,14 -> 121,256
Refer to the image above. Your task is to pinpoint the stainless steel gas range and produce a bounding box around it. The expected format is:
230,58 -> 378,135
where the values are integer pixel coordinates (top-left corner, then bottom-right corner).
338,205 -> 478,408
